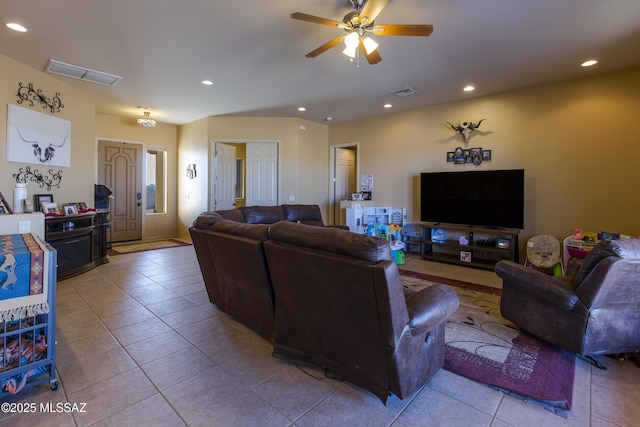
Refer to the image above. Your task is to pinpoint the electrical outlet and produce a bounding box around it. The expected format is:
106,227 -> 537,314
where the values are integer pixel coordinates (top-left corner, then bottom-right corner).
289,195 -> 295,201
18,221 -> 30,233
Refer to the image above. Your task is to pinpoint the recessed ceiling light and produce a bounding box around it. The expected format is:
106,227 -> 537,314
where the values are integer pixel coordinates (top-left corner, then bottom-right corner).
325,117 -> 333,122
463,85 -> 475,92
581,59 -> 598,67
298,107 -> 306,112
202,80 -> 213,85
383,104 -> 393,109
6,23 -> 27,32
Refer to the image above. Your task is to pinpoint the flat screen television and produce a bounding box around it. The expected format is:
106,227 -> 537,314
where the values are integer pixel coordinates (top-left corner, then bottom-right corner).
420,169 -> 524,229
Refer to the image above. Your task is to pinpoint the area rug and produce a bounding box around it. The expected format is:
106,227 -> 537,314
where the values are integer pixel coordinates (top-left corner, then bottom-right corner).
399,269 -> 575,410
108,239 -> 191,255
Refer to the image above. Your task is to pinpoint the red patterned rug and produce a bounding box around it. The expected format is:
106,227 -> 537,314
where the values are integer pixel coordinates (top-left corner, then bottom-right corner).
399,269 -> 575,410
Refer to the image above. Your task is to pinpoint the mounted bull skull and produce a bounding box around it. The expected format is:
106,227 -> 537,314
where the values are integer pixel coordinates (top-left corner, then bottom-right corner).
15,126 -> 68,164
446,119 -> 486,145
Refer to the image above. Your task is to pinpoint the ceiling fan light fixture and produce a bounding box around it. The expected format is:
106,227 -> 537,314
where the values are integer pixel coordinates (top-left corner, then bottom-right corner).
342,45 -> 357,58
344,32 -> 360,48
362,36 -> 379,54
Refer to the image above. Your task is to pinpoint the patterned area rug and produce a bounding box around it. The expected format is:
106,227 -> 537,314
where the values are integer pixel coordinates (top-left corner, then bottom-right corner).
109,239 -> 191,255
399,269 -> 575,410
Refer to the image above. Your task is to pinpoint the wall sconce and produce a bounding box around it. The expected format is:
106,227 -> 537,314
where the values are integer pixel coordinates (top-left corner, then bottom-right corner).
186,164 -> 196,179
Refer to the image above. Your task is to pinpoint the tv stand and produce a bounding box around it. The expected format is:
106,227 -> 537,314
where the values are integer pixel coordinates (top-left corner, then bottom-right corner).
421,222 -> 519,270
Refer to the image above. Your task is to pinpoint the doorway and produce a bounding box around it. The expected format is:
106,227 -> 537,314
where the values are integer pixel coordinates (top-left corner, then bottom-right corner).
210,141 -> 279,211
97,140 -> 143,242
329,143 -> 359,225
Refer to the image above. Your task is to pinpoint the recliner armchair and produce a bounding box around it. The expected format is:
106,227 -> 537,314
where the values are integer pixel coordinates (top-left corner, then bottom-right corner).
495,238 -> 640,364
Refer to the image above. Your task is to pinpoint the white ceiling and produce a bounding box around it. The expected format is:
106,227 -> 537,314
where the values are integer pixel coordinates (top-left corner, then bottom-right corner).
2,0 -> 640,125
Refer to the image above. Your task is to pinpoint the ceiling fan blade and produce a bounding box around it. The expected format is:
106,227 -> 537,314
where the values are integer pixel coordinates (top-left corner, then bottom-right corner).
305,36 -> 345,58
359,39 -> 382,64
291,12 -> 344,28
372,24 -> 434,36
358,0 -> 390,24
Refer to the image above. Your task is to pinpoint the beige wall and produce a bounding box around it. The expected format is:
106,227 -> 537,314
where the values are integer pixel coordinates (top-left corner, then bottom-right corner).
329,67 -> 640,255
176,116 -> 329,239
1,54 -> 95,213
95,114 -> 178,240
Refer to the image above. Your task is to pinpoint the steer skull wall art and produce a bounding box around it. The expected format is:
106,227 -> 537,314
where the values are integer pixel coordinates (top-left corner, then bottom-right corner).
6,104 -> 71,167
446,119 -> 485,145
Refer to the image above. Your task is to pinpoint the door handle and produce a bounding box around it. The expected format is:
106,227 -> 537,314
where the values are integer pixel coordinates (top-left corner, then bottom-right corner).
136,192 -> 142,200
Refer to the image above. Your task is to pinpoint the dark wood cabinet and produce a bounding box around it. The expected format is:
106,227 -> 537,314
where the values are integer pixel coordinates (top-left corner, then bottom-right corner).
421,222 -> 520,270
93,211 -> 110,265
45,212 -> 109,280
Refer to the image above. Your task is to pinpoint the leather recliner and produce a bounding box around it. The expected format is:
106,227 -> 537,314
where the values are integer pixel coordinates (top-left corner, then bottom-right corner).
263,221 -> 460,403
495,238 -> 640,360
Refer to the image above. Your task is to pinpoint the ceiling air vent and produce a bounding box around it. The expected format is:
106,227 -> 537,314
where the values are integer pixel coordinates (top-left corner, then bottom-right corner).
44,59 -> 123,87
390,87 -> 417,97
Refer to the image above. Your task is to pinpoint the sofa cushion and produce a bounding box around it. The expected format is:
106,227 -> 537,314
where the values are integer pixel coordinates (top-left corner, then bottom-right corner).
212,219 -> 270,241
269,221 -> 392,262
282,204 -> 325,226
240,206 -> 285,224
192,211 -> 224,229
216,209 -> 245,223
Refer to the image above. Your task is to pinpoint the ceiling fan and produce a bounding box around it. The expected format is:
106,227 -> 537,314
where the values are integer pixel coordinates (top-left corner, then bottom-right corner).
291,0 -> 433,64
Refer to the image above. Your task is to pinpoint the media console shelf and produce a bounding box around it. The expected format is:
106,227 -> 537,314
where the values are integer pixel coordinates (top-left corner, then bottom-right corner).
45,213 -> 107,280
421,222 -> 520,270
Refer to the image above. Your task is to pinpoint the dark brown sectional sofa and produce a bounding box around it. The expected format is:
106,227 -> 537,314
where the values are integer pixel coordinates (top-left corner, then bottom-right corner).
189,204 -> 459,403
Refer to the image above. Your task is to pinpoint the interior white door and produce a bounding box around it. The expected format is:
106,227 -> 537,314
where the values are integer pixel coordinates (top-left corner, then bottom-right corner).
245,142 -> 278,206
211,142 -> 237,211
334,147 -> 356,223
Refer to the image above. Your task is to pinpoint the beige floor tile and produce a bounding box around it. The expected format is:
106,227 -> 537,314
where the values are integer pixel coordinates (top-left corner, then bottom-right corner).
124,329 -> 191,365
157,305 -> 214,329
99,306 -> 156,331
192,392 -> 292,427
140,345 -> 217,391
110,316 -> 172,346
68,368 -> 157,426
145,296 -> 196,316
57,347 -> 137,393
162,365 -> 249,424
396,386 -> 493,427
253,362 -> 341,421
91,393 -> 187,427
55,330 -> 122,367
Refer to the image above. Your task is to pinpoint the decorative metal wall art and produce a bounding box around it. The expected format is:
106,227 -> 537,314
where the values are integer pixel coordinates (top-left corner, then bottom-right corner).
16,82 -> 64,113
13,166 -> 63,191
446,119 -> 485,145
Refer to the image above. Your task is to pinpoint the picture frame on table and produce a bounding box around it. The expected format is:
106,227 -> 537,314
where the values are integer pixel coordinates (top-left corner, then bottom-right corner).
35,194 -> 54,212
42,202 -> 60,215
23,198 -> 34,213
63,203 -> 78,216
0,192 -> 13,214
77,202 -> 87,210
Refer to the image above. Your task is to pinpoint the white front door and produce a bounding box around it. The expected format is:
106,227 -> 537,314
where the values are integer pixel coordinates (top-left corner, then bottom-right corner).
245,142 -> 278,206
210,142 -> 236,211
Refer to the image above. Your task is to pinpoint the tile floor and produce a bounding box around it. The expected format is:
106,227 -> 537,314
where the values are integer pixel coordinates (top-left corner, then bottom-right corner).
1,247 -> 639,426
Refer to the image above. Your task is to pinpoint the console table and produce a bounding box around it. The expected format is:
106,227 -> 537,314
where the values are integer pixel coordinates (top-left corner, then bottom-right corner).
421,222 -> 520,270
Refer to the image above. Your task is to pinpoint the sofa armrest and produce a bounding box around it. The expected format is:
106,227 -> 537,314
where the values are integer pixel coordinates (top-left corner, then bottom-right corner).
406,284 -> 459,337
495,260 -> 580,310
